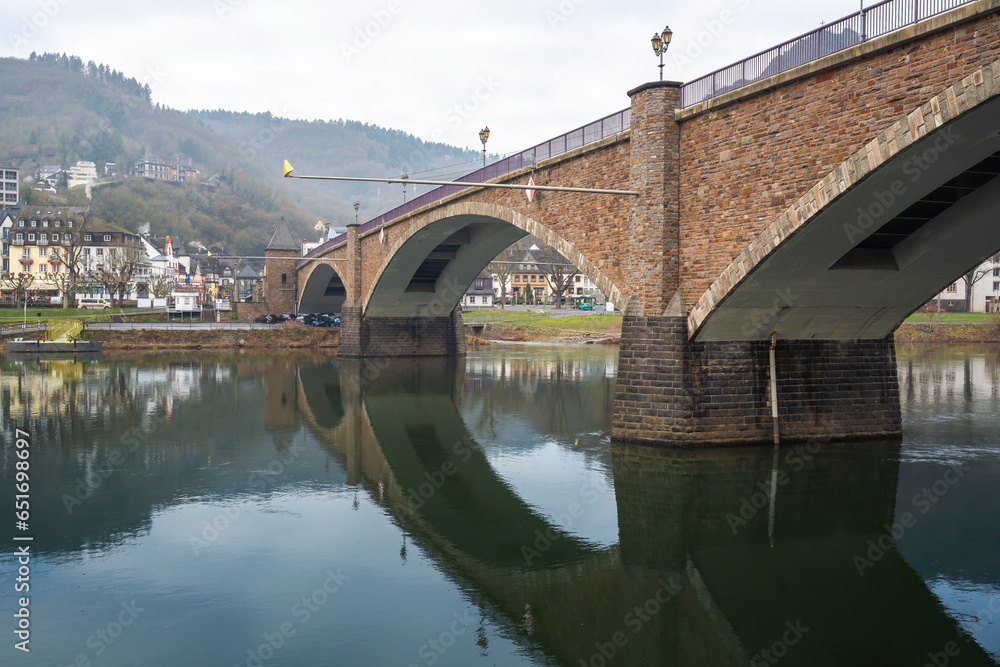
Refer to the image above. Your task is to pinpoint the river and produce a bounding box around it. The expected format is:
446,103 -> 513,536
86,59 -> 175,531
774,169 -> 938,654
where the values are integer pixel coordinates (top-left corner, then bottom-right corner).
0,344 -> 998,666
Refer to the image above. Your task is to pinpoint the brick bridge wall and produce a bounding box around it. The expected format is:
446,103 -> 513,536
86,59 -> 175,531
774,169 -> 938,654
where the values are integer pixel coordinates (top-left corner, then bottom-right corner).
677,5 -> 1000,308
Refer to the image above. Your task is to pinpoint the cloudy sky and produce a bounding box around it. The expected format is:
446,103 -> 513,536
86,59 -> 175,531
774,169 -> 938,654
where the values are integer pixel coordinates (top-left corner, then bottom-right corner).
4,0 -> 870,156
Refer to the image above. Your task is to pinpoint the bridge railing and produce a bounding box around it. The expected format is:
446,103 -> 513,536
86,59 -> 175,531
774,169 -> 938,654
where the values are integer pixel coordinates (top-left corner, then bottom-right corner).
300,108 -> 630,263
679,0 -> 977,108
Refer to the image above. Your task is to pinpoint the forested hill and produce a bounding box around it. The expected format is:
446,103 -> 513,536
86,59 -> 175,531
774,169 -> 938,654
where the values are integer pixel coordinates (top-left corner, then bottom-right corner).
0,53 -> 481,254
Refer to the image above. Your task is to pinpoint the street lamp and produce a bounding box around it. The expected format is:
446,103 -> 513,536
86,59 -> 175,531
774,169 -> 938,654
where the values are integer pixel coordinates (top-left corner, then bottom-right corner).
651,25 -> 673,81
354,201 -> 360,224
479,126 -> 490,167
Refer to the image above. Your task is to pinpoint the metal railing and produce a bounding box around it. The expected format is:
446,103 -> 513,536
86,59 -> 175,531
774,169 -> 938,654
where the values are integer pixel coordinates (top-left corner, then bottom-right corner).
679,0 -> 977,107
300,108 -> 631,264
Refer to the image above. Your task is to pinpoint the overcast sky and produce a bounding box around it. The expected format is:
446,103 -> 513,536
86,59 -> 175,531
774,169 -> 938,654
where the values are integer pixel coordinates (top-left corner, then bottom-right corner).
4,0 -> 870,156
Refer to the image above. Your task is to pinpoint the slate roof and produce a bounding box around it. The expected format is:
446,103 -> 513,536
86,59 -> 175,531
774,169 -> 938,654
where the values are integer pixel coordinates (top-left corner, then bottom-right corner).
266,218 -> 299,251
236,265 -> 260,279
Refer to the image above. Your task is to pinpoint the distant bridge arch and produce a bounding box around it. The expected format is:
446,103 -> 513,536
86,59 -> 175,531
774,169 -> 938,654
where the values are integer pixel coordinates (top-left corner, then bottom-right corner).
362,201 -> 627,318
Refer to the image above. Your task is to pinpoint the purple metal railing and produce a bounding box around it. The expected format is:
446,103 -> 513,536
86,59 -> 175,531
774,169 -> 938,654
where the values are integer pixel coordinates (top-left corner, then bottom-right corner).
679,0 -> 977,107
299,108 -> 630,264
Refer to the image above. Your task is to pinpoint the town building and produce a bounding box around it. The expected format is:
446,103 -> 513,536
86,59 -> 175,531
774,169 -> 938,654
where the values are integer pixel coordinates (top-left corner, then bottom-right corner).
463,272 -> 493,308
926,253 -> 1000,312
1,166 -> 19,205
6,205 -> 143,301
135,153 -> 198,182
66,161 -> 98,187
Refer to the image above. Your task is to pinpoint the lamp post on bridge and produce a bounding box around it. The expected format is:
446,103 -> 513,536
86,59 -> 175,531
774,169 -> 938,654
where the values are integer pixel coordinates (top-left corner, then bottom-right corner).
354,200 -> 360,224
479,126 -> 490,168
650,26 -> 673,81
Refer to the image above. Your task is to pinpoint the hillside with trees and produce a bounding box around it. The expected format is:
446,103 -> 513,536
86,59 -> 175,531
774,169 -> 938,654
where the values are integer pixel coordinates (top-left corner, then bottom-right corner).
0,53 -> 482,254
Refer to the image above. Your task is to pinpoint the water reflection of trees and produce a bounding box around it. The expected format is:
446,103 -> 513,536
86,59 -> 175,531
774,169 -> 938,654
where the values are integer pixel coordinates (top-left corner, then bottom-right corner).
896,344 -> 1000,408
462,351 -> 616,442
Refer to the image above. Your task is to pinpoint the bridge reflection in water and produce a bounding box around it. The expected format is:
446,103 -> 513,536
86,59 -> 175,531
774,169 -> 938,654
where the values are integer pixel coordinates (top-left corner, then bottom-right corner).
293,356 -> 994,667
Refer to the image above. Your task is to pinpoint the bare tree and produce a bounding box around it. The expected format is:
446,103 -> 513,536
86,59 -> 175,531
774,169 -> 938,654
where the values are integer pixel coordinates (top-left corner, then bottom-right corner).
533,245 -> 579,309
149,273 -> 175,298
487,239 -> 527,309
0,272 -> 35,306
93,244 -> 144,307
963,253 -> 1000,312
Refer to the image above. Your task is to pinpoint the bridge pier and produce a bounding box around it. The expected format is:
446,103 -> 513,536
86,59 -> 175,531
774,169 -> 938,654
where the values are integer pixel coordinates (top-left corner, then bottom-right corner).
337,305 -> 466,358
612,316 -> 902,446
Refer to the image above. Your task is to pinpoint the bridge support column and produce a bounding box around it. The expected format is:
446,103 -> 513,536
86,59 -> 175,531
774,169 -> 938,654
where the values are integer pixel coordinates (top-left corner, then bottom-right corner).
337,305 -> 466,357
612,317 -> 901,446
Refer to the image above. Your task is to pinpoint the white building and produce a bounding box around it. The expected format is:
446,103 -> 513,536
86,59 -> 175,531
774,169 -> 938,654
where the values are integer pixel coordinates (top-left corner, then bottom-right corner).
66,161 -> 98,188
1,166 -> 19,205
926,253 -> 1000,312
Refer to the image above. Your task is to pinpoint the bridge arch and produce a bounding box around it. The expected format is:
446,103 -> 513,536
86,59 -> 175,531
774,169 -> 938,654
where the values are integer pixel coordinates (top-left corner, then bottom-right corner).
362,201 -> 628,318
688,61 -> 1000,342
298,260 -> 349,315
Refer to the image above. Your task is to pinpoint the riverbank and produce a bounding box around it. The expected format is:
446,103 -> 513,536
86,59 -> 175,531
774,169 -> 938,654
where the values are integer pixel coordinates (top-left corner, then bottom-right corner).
2,318 -> 995,353
0,326 -> 338,352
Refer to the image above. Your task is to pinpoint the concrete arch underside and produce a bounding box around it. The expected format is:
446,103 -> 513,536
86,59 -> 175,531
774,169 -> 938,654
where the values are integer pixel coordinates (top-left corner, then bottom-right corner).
298,261 -> 348,316
362,201 -> 627,318
689,60 -> 1000,342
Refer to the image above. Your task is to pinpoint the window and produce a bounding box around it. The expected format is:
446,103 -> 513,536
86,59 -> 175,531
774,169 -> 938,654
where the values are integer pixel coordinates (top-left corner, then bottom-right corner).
514,275 -> 520,282
39,264 -> 46,273
281,273 -> 287,284
96,248 -> 103,257
28,233 -> 34,241
994,282 -> 1000,291
22,249 -> 30,259
475,279 -> 483,290
39,248 -> 46,257
54,220 -> 61,228
946,283 -> 957,293
84,248 -> 91,256
30,220 -> 36,227
15,233 -> 23,241
575,275 -> 581,283
68,221 -> 73,228
42,220 -> 48,228
84,234 -> 92,241
18,220 -> 24,227
39,233 -> 46,241
104,235 -> 111,242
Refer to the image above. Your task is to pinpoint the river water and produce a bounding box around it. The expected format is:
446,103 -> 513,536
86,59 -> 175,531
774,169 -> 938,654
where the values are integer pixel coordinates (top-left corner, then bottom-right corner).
0,344 -> 998,667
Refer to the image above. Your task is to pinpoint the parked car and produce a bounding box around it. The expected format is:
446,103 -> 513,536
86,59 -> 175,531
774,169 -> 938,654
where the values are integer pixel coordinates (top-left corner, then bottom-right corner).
295,313 -> 316,324
333,316 -> 341,327
578,301 -> 593,311
78,297 -> 112,310
310,316 -> 332,327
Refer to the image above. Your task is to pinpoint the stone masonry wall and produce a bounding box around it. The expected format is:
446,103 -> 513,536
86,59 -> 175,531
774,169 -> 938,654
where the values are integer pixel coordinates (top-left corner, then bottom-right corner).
338,306 -> 465,357
613,316 -> 902,445
678,9 -> 1000,307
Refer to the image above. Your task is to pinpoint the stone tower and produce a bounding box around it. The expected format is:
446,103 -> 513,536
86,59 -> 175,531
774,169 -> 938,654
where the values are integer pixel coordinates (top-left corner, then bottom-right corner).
264,218 -> 299,314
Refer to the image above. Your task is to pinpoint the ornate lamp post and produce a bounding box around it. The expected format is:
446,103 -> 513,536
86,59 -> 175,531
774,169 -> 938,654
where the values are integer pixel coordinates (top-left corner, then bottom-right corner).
479,126 -> 490,167
354,200 -> 360,224
650,26 -> 673,81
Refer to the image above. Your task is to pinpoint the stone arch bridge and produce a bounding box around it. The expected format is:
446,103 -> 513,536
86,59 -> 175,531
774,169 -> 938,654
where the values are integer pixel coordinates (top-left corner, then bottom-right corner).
264,0 -> 1000,446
